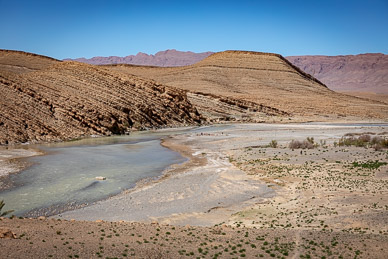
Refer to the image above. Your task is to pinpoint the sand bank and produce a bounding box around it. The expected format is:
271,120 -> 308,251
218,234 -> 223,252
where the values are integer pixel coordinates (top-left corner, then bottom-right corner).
0,148 -> 41,190
58,123 -> 388,225
57,129 -> 275,226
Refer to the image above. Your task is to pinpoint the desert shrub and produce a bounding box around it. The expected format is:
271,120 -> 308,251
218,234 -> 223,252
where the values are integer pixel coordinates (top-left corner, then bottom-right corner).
371,136 -> 383,145
289,140 -> 302,149
306,137 -> 315,144
289,138 -> 315,149
338,137 -> 353,147
358,134 -> 371,143
339,135 -> 368,147
339,134 -> 388,150
374,144 -> 383,151
269,140 -> 278,148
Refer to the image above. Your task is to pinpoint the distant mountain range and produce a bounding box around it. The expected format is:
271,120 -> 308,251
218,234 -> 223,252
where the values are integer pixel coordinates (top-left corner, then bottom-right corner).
64,49 -> 214,67
286,53 -> 388,94
66,51 -> 387,94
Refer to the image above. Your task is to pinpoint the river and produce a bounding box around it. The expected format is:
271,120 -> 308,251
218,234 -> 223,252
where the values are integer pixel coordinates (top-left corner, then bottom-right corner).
0,130 -> 191,216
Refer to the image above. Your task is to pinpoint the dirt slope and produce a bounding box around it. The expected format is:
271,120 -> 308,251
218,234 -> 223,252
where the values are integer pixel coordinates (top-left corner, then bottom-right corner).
106,51 -> 388,119
0,49 -> 59,74
65,49 -> 214,66
287,53 -> 388,94
0,51 -> 201,145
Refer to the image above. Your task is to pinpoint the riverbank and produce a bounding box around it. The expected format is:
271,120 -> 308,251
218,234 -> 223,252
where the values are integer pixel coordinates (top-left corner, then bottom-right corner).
0,148 -> 41,191
57,126 -> 275,226
57,123 -> 388,227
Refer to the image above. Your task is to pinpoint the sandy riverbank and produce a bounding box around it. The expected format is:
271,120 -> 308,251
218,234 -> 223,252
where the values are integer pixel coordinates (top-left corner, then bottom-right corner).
57,123 -> 388,227
57,126 -> 275,226
0,148 -> 41,191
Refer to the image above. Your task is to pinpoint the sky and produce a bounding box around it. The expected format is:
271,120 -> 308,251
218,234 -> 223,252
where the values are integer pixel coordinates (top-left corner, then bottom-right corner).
0,0 -> 387,59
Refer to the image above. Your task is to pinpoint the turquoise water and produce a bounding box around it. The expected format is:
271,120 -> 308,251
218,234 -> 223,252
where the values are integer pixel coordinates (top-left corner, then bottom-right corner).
0,132 -> 188,216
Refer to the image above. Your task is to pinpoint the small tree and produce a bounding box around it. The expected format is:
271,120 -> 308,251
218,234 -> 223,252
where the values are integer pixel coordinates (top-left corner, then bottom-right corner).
0,200 -> 14,217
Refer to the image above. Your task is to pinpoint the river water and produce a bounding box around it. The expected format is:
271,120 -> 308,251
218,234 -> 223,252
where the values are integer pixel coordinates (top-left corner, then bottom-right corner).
0,130 -> 192,216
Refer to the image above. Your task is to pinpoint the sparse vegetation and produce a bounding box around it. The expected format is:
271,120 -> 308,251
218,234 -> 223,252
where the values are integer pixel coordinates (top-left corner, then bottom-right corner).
268,140 -> 278,148
339,134 -> 388,150
289,137 -> 316,149
351,160 -> 387,170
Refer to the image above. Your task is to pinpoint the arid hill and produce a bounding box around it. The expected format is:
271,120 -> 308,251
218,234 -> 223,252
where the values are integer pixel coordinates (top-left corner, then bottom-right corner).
2,50 -> 388,144
0,49 -> 59,74
65,49 -> 214,67
287,53 -> 388,94
106,51 -> 388,120
0,50 -> 202,145
67,50 -> 388,97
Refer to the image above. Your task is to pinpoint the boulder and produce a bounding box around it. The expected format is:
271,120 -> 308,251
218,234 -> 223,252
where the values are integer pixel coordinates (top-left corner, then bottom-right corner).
0,228 -> 17,239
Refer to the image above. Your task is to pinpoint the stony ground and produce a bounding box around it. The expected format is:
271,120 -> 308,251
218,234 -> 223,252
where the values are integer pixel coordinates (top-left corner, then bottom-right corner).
228,140 -> 388,236
1,217 -> 387,258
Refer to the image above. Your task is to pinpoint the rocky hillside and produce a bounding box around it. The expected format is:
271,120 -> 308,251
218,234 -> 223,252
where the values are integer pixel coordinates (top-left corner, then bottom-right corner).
65,49 -> 214,67
106,51 -> 388,120
0,50 -> 201,145
287,53 -> 388,94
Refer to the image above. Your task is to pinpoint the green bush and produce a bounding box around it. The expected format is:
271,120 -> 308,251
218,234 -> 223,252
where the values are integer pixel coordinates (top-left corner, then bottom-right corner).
269,140 -> 278,148
351,160 -> 387,170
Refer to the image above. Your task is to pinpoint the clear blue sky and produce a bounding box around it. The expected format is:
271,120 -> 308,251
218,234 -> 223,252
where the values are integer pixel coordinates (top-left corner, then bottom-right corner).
0,0 -> 387,59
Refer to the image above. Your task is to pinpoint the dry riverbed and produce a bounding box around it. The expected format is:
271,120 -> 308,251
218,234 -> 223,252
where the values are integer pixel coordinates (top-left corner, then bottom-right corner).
1,123 -> 388,258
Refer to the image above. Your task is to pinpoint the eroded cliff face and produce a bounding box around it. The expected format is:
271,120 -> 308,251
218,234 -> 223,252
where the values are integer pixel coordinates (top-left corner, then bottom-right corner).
0,51 -> 201,145
106,51 -> 388,119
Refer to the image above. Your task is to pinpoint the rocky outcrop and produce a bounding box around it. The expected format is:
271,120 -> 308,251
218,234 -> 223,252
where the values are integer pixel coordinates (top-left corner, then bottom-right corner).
286,53 -> 388,94
0,51 -> 202,145
0,228 -> 16,239
187,92 -> 289,122
65,49 -> 214,67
